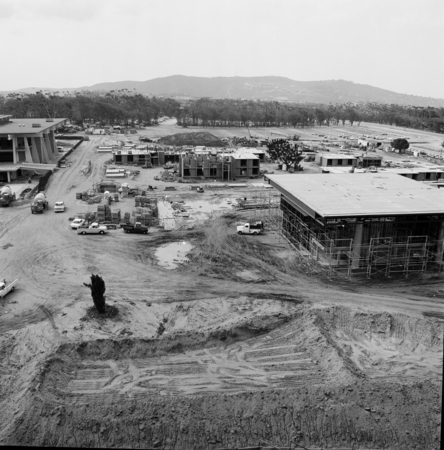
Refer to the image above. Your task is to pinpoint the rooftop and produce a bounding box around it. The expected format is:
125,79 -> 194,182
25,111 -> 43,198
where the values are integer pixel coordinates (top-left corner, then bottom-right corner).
0,118 -> 66,135
319,154 -> 357,160
267,172 -> 444,218
231,153 -> 259,160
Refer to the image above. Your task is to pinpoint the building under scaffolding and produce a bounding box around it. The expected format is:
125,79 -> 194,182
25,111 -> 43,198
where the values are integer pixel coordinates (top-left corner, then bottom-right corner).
267,173 -> 444,278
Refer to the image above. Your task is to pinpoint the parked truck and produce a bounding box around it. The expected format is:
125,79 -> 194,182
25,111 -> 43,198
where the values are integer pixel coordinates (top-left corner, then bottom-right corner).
0,186 -> 16,207
122,222 -> 148,234
237,221 -> 264,235
0,278 -> 17,298
31,193 -> 48,214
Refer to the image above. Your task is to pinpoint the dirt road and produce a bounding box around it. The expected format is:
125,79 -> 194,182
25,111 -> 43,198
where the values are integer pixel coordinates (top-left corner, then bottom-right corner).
0,124 -> 442,449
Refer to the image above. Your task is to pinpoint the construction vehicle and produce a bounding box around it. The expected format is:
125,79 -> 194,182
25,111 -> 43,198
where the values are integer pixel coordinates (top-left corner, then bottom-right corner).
0,278 -> 17,298
0,186 -> 16,207
196,186 -> 204,193
77,223 -> 108,235
31,193 -> 48,214
237,221 -> 264,235
122,222 -> 148,234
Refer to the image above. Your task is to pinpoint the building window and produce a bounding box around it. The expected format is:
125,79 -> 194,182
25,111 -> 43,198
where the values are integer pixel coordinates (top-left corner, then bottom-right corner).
210,168 -> 217,176
127,155 -> 133,162
337,159 -> 343,166
197,168 -> 203,176
425,172 -> 431,180
327,160 -> 332,166
184,169 -> 190,176
348,159 -> 353,165
115,155 -> 122,162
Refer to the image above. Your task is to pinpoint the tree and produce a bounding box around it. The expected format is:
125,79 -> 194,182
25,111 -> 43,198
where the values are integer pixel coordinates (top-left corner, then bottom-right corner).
83,274 -> 107,313
391,138 -> 409,153
266,139 -> 303,171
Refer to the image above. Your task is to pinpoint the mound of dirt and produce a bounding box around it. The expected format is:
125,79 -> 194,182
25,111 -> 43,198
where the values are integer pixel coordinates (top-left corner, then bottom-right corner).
159,132 -> 224,147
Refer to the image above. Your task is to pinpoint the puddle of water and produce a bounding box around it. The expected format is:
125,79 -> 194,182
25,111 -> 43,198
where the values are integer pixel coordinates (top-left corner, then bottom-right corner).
155,241 -> 193,269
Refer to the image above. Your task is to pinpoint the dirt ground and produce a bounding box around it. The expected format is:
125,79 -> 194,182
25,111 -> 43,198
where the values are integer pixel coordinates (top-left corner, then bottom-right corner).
0,119 -> 442,450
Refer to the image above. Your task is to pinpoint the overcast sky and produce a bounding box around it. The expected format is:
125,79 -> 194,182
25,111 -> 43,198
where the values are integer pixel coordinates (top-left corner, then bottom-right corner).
1,0 -> 443,98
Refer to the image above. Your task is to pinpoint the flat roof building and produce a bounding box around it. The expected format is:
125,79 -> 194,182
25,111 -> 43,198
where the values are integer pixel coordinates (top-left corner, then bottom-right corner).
267,173 -> 444,277
0,116 -> 66,181
315,153 -> 358,168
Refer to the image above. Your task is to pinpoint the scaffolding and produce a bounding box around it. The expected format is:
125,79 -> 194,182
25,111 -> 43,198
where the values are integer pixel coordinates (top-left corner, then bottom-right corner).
280,201 -> 444,279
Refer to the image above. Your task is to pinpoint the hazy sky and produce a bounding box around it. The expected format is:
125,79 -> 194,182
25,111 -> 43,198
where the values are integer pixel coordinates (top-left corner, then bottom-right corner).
1,0 -> 443,98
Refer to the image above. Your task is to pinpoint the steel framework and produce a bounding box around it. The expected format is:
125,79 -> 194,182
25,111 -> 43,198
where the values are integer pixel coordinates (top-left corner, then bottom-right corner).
280,202 -> 443,279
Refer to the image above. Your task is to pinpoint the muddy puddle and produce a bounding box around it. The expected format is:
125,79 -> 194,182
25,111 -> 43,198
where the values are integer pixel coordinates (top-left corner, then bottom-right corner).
155,241 -> 193,269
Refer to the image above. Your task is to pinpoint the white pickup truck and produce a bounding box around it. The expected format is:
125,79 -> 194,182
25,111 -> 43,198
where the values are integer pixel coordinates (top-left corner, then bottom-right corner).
0,279 -> 18,298
77,222 -> 108,235
237,221 -> 264,235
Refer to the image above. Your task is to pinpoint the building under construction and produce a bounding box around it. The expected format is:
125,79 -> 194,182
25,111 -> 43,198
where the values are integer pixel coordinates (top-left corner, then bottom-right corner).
178,153 -> 260,181
267,173 -> 444,278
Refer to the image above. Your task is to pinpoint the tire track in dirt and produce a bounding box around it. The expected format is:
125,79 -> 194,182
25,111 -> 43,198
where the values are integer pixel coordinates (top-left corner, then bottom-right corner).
39,305 -> 57,330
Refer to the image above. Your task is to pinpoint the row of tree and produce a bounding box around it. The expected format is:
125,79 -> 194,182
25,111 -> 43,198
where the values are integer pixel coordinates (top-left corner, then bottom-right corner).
176,98 -> 444,134
1,91 -> 443,134
0,90 -> 179,126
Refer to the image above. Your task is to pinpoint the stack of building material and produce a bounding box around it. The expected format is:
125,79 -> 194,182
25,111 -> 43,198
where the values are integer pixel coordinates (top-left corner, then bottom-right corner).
87,194 -> 103,205
123,212 -> 131,224
135,196 -> 157,207
131,207 -> 152,226
97,205 -> 106,222
105,205 -> 111,222
97,205 -> 112,222
111,209 -> 121,224
160,171 -> 175,182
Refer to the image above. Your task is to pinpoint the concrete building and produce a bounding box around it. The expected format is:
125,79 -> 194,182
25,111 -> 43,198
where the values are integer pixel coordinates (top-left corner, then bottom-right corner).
113,148 -> 182,166
315,153 -> 358,168
235,147 -> 266,161
358,154 -> 383,168
0,115 -> 66,182
321,166 -> 444,182
179,153 -> 260,181
267,173 -> 444,278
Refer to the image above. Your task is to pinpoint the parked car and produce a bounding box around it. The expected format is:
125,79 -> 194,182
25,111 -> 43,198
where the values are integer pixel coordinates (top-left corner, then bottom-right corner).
77,223 -> 108,235
70,218 -> 85,229
54,201 -> 65,213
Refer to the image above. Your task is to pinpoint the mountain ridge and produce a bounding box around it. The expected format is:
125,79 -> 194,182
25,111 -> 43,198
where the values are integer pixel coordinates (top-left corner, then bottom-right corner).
2,75 -> 443,107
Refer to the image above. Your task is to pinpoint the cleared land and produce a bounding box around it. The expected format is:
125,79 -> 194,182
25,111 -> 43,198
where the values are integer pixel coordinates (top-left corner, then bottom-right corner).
0,119 -> 442,450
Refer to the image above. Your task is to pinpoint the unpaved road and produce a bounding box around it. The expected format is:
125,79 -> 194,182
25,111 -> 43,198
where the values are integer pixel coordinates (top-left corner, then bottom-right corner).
0,122 -> 442,449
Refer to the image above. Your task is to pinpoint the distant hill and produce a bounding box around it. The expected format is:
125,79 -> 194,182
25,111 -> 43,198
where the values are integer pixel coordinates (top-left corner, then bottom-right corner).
2,75 -> 444,107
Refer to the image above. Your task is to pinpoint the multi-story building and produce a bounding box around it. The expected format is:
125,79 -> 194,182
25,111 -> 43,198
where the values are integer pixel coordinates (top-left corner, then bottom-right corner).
178,153 -> 260,180
0,115 -> 66,182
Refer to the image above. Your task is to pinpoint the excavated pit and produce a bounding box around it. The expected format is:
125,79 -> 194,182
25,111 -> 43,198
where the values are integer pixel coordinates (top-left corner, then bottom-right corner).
2,306 -> 442,449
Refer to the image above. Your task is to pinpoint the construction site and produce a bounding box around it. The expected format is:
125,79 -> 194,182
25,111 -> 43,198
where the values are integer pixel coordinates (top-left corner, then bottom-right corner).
268,173 -> 444,279
0,119 -> 442,450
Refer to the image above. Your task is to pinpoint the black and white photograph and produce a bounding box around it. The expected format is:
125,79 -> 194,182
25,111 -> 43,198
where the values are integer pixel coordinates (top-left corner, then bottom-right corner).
0,1 -> 442,449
